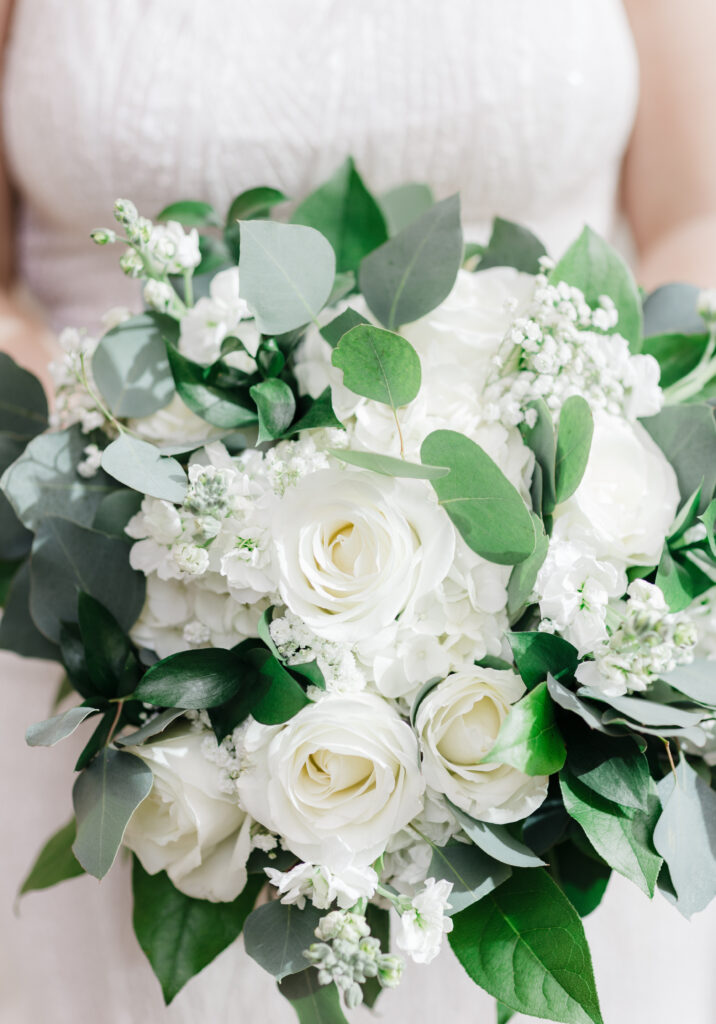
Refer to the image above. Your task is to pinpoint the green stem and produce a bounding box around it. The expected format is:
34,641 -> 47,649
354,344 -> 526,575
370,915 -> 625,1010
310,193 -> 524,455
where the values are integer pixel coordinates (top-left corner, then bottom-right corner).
183,268 -> 194,308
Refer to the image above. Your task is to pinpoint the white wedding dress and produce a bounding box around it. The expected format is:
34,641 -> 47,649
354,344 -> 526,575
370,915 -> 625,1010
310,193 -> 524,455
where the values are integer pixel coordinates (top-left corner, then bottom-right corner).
2,2 -> 716,1022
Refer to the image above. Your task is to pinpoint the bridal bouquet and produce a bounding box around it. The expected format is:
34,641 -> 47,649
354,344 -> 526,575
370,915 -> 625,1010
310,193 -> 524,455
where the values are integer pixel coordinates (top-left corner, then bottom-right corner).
4,159 -> 716,1024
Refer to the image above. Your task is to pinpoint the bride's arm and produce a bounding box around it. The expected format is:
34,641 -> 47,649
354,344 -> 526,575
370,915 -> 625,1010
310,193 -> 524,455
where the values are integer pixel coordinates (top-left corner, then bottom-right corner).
0,0 -> 55,387
623,0 -> 716,288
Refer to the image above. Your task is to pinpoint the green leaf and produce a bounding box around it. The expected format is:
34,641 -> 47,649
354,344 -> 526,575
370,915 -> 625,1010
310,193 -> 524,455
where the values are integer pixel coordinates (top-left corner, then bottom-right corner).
0,559 -> 60,660
641,332 -> 709,389
421,430 -> 535,565
30,517 -> 145,643
1,425 -> 116,531
642,403 -> 716,512
560,769 -> 662,896
319,307 -> 369,348
497,1002 -> 515,1024
72,748 -> 153,879
78,591 -> 134,698
551,842 -> 611,918
0,353 -> 48,441
292,157 -> 388,275
698,500 -> 716,558
332,324 -> 421,409
157,199 -> 219,227
0,437 -> 33,558
224,187 -> 288,261
26,705 -> 98,747
278,969 -> 348,1024
251,650 -> 311,724
506,515 -> 549,620
100,433 -> 187,503
286,388 -> 345,436
74,709 -> 115,773
244,900 -> 322,980
194,234 -> 231,277
0,555 -> 22,604
653,758 -> 716,918
448,801 -> 546,868
554,395 -> 593,505
92,313 -> 177,418
19,819 -> 84,895
550,226 -> 642,352
238,220 -> 335,335
547,676 -> 626,738
643,283 -> 704,338
576,688 -> 708,730
328,448 -> 448,479
486,681 -> 566,775
428,841 -> 511,915
668,485 -> 703,545
656,547 -> 713,612
115,708 -> 185,747
359,194 -> 463,330
250,378 -> 296,443
133,858 -> 263,1004
92,488 -> 143,539
520,399 -> 556,517
661,660 -> 716,705
165,344 -> 257,429
507,632 -> 579,690
567,728 -> 651,811
362,904 -> 390,1008
379,182 -> 434,236
448,868 -> 604,1024
476,218 -> 547,275
134,648 -> 247,708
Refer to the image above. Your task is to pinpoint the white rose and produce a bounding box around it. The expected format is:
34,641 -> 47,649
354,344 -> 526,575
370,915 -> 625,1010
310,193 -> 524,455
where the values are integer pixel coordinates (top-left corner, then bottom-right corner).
552,411 -> 680,568
237,693 -> 425,869
272,468 -> 455,642
123,726 -> 251,902
416,667 -> 548,824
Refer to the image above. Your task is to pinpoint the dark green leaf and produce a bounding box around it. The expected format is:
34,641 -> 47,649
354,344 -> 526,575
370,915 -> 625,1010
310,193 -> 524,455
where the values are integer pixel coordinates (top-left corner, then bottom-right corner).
486,681 -> 566,775
698,500 -> 716,558
497,1002 -> 515,1024
521,790 -> 570,854
0,353 -> 48,440
74,710 -> 115,772
560,769 -> 662,896
101,433 -> 187,503
643,283 -> 704,338
319,307 -> 369,348
239,220 -> 335,335
78,591 -> 133,698
292,157 -> 388,275
29,517 -> 145,642
641,332 -> 708,388
449,868 -> 604,1024
332,324 -> 421,408
133,858 -> 263,1003
278,969 -> 348,1024
656,547 -> 713,612
668,485 -> 703,545
379,182 -> 434,236
92,488 -> 143,538
19,819 -> 84,895
250,378 -> 296,443
157,199 -> 219,227
72,748 -> 153,878
448,801 -> 546,868
362,904 -> 390,1008
26,705 -> 98,747
477,218 -> 547,275
251,650 -> 311,724
359,194 -> 463,330
224,187 -> 288,261
286,388 -> 345,435
165,344 -> 257,429
0,560 -> 59,660
244,900 -> 322,980
115,708 -> 185,747
134,648 -> 247,708
428,841 -> 512,915
554,396 -> 593,505
194,235 -> 231,277
329,448 -> 448,479
506,515 -> 549,621
546,676 -> 625,737
422,430 -> 536,565
0,555 -> 22,604
551,842 -> 610,918
92,313 -> 177,418
567,729 -> 651,811
550,226 -> 642,352
520,399 -> 556,517
507,632 -> 578,691
642,403 -> 716,511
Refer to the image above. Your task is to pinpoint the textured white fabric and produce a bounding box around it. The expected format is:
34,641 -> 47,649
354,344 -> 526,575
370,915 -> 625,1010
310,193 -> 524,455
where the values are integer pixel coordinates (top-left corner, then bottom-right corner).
3,2 -> 716,1023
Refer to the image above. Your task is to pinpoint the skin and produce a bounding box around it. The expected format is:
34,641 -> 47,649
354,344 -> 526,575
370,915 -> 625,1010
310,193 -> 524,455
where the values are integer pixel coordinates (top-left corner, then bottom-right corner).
0,0 -> 715,378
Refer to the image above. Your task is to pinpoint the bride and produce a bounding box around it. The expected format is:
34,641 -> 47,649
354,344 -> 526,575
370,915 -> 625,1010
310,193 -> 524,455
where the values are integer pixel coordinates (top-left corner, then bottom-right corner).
1,2 -> 716,1022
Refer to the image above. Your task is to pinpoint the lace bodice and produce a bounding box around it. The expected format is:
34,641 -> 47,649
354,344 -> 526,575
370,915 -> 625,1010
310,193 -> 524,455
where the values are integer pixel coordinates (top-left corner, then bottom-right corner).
3,0 -> 638,333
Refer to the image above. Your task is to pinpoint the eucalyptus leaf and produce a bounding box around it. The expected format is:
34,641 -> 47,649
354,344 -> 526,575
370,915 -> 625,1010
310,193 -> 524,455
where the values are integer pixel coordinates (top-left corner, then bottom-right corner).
507,632 -> 578,690
359,194 -> 463,330
643,283 -> 704,338
0,559 -> 60,660
656,546 -> 713,612
157,199 -> 219,227
550,226 -> 642,352
244,900 -> 322,980
101,433 -> 187,503
133,859 -> 263,1004
642,332 -> 708,389
476,218 -> 547,275
72,748 -> 153,879
379,182 -> 434,236
239,220 -> 335,335
427,841 -> 511,915
30,517 -> 145,643
19,819 -> 84,895
421,430 -> 535,565
485,681 -> 566,776
560,769 -> 662,896
554,395 -> 593,505
134,648 -> 247,708
448,801 -> 546,868
448,868 -> 604,1024
653,758 -> 716,918
26,705 -> 98,747
250,378 -> 296,443
642,403 -> 716,512
506,514 -> 549,620
165,345 -> 257,429
546,676 -> 626,737
292,156 -> 388,275
519,399 -> 556,517
78,591 -> 135,698
0,353 -> 48,440
278,969 -> 348,1024
92,488 -> 143,539
1,426 -> 116,531
661,660 -> 716,706
92,313 -> 177,418
115,709 -> 185,747
319,306 -> 369,348
328,448 -> 448,479
332,324 -> 421,409
578,688 -> 710,729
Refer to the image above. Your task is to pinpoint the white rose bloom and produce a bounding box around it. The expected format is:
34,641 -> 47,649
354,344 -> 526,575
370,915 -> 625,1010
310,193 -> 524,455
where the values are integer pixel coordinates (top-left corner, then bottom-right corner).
123,726 -> 251,902
395,878 -> 454,965
238,693 -> 425,869
128,393 -> 220,447
416,667 -> 548,824
552,411 -> 679,568
265,858 -> 378,911
272,469 -> 455,642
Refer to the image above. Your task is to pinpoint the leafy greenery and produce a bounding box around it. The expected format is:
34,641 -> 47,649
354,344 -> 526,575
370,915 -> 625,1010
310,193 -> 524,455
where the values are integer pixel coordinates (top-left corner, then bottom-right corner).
0,560 -> 59,660
224,186 -> 288,260
244,900 -> 322,980
278,969 -> 348,1024
329,448 -> 449,479
449,868 -> 604,1024
567,728 -> 651,812
250,378 -> 296,442
519,399 -> 556,519
554,395 -> 593,504
448,801 -> 546,868
165,344 -> 257,429
359,194 -> 463,330
134,648 -> 249,708
642,283 -> 704,338
157,199 -> 220,227
421,430 -> 536,565
476,218 -> 547,275
379,182 -> 434,236
92,313 -> 176,418
133,859 -> 263,1003
26,705 -> 98,747
319,306 -> 369,348
641,332 -> 708,389
0,352 -> 48,440
485,681 -> 566,775
332,324 -> 421,408
642,403 -> 716,513
101,433 -> 188,503
428,841 -> 512,915
506,514 -> 549,621
19,819 -> 85,895
507,632 -> 578,690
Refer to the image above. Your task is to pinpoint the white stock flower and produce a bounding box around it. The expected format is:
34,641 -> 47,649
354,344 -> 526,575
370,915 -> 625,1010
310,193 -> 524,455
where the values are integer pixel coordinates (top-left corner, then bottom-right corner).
123,726 -> 251,902
265,859 -> 378,910
238,693 -> 425,869
395,878 -> 454,964
552,411 -> 680,569
272,468 -> 455,642
179,267 -> 256,366
416,667 -> 548,824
